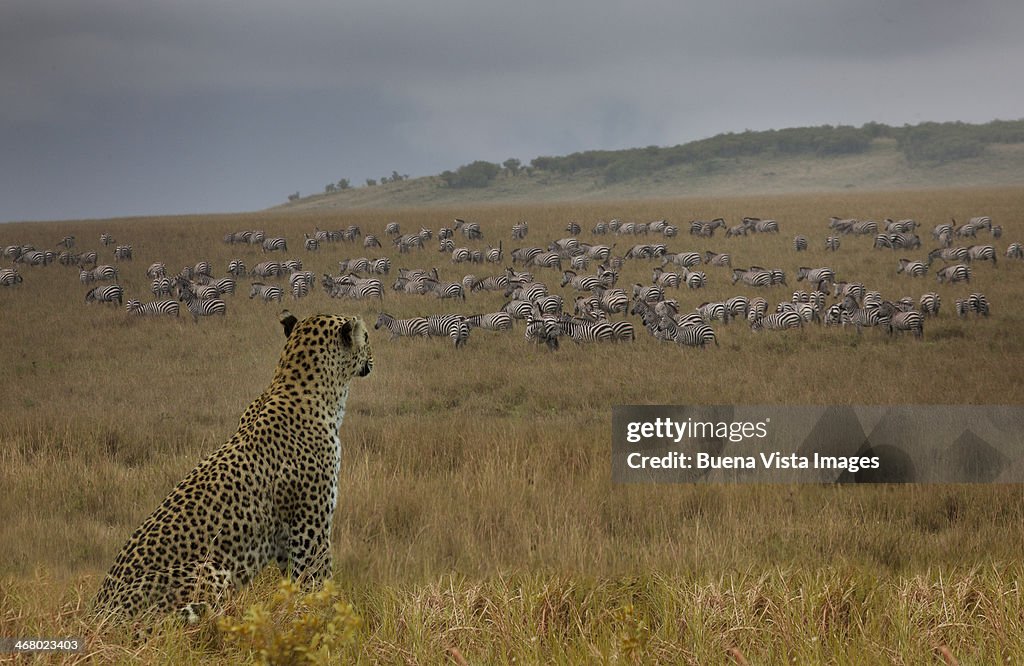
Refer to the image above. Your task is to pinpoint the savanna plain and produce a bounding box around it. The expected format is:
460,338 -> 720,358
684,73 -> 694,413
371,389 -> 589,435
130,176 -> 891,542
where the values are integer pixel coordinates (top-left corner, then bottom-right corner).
2,187 -> 1024,664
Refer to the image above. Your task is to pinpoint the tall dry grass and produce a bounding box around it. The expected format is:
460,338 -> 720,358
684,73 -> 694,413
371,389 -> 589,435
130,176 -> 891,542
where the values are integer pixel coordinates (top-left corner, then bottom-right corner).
1,186 -> 1023,662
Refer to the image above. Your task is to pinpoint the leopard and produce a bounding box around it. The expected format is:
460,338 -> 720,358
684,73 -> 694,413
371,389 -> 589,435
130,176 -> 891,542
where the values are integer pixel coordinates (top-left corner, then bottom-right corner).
92,311 -> 373,621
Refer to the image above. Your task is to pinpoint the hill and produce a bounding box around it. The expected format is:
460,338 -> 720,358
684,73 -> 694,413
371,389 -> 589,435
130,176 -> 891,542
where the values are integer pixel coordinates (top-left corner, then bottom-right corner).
274,120 -> 1024,212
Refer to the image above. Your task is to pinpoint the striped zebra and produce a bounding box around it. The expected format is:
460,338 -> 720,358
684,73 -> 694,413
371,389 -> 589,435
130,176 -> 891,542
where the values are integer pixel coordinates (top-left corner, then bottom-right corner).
342,225 -> 362,241
651,267 -> 681,288
632,283 -> 663,304
485,243 -> 503,263
374,312 -> 429,338
178,285 -> 226,321
723,295 -> 750,320
100,233 -> 115,246
953,221 -> 979,238
592,287 -> 628,315
683,269 -> 707,289
524,316 -> 561,349
394,233 -> 425,253
438,238 -> 455,253
533,295 -> 563,315
85,284 -> 124,305
208,277 -> 236,296
470,274 -> 510,292
454,218 -> 482,240
58,235 -> 75,249
385,222 -> 401,236
570,254 -> 590,270
146,262 -> 167,279
281,259 -> 304,274
793,235 -> 808,251
428,281 -> 465,300
748,218 -> 779,234
425,314 -> 470,347
0,268 -> 23,286
511,246 -> 544,265
511,221 -> 529,240
501,299 -> 534,320
932,224 -> 954,247
114,245 -> 133,261
624,244 -> 654,259
227,259 -> 247,276
223,231 -> 251,244
697,302 -> 728,324
896,259 -> 928,277
323,275 -> 384,301
749,311 -> 801,331
339,257 -> 371,273
249,283 -> 284,303
81,264 -> 119,283
591,222 -> 609,235
561,270 -> 603,291
919,292 -> 941,317
928,247 -> 969,263
704,251 -> 731,268
150,276 -> 173,297
833,282 -> 866,303
885,218 -> 918,233
565,221 -> 582,235
839,298 -> 889,334
464,312 -> 514,331
778,301 -> 819,324
662,224 -> 679,237
872,234 -> 892,249
887,311 -> 924,339
450,247 -> 471,263
303,234 -> 320,252
1006,243 -> 1023,260
795,267 -> 835,290
369,258 -> 392,274
17,250 -> 50,266
250,261 -> 283,278
673,322 -> 718,348
525,251 -> 562,269
261,237 -> 288,252
289,272 -> 314,299
558,316 -> 615,343
965,245 -> 997,266
850,220 -> 878,235
731,268 -> 772,287
363,235 -> 382,249
125,299 -> 180,317
955,293 -> 990,318
936,264 -> 970,284
582,244 -> 612,261
825,236 -> 840,251
888,233 -> 921,250
662,251 -> 702,268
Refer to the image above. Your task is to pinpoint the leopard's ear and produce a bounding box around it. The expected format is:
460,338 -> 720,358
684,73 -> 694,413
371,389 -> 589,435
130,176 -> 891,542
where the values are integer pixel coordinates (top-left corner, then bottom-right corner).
340,316 -> 369,350
280,310 -> 298,338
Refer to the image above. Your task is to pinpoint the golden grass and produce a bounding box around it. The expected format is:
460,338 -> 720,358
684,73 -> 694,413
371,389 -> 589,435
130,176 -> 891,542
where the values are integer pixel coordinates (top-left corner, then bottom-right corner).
1,186 -> 1023,662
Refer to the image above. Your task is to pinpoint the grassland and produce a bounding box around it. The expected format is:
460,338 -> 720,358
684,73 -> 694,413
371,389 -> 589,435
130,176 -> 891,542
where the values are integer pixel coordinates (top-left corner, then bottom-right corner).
1,187 -> 1024,663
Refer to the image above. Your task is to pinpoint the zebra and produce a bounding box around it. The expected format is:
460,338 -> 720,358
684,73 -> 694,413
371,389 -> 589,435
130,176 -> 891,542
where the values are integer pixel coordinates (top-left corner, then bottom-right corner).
303,234 -> 320,252
888,233 -> 921,250
363,235 -> 382,249
450,247 -> 471,263
749,218 -> 779,234
697,302 -> 728,324
896,259 -> 928,277
454,218 -> 482,240
511,221 -> 529,240
624,244 -> 654,259
100,233 -> 115,246
374,312 -> 430,338
324,276 -> 384,301
428,281 -> 466,300
704,251 -> 731,268
342,225 -> 362,241
209,277 -> 236,296
825,236 -> 840,252
533,295 -> 563,315
558,316 -> 615,343
85,284 -> 124,305
919,292 -> 941,317
953,221 -> 979,238
724,295 -> 750,321
0,268 -> 23,286
887,311 -> 924,339
227,259 -> 247,276
249,283 -> 284,303
511,247 -> 544,265
793,235 -> 808,251
662,252 -> 702,268
58,235 -> 75,249
146,262 -> 167,279
261,237 -> 288,252
683,269 -> 707,290
570,254 -> 591,270
81,265 -> 119,283
125,299 -> 180,317
485,243 -> 503,263
932,224 -> 953,247
779,301 -> 819,324
795,267 -> 835,290
470,274 -> 510,292
339,257 -> 371,273
1007,243 -> 1023,260
250,261 -> 283,278
928,247 -> 969,263
651,267 -> 681,288
583,244 -> 612,262
632,283 -> 663,304
672,322 -> 718,348
464,312 -> 514,331
288,272 -> 314,299
385,222 -> 401,236
872,234 -> 892,249
592,287 -> 628,315
114,245 -> 133,261
394,233 -> 425,253
151,276 -> 173,297
16,250 -> 49,266
965,245 -> 997,266
884,218 -> 918,233
524,316 -> 561,350
838,298 -> 890,334
178,283 -> 226,321
561,270 -> 603,291
731,268 -> 772,287
369,258 -> 392,274
425,314 -> 470,347
936,264 -> 971,284
565,221 -> 582,235
746,297 -> 769,322
833,282 -> 866,303
749,312 -> 801,331
955,293 -> 990,318
662,224 -> 679,237
501,299 -> 534,320
525,251 -> 562,269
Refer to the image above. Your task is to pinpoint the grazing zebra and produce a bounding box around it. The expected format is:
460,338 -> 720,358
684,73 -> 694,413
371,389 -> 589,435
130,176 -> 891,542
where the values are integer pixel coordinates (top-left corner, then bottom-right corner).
795,267 -> 835,290
991,225 -> 1002,238
363,235 -> 382,249
953,221 -> 979,238
932,223 -> 954,246
558,316 -> 616,343
289,272 -> 314,299
0,268 -> 23,286
833,282 -> 866,303
662,252 -> 702,268
928,247 -> 969,263
887,311 -> 924,339
249,283 -> 284,303
208,277 -> 236,296
429,281 -> 465,300
125,299 -> 180,317
965,245 -> 997,266
114,245 -> 133,261
570,254 -> 591,270
825,236 -> 840,251
324,276 -> 384,301
793,235 -> 808,251
425,314 -> 469,346
81,264 -> 119,283
525,251 -> 561,269
501,299 -> 534,320
464,312 -> 514,331
670,321 -> 718,348
524,316 -> 561,349
732,268 -> 772,287
651,267 -> 681,288
385,222 -> 401,236
16,250 -> 48,266
261,237 -> 288,253
533,294 -> 563,315
632,283 -> 663,304
704,251 -> 731,268
582,244 -> 612,261
779,301 -> 819,324
887,233 -> 921,250
77,251 -> 98,266
227,259 -> 247,276
250,261 -> 283,278
561,270 -> 603,291
454,218 -> 482,240
956,293 -> 990,318
511,247 -> 544,265
511,221 -> 529,240
339,257 -> 371,273
592,287 -> 628,315
374,312 -> 430,338
896,259 -> 928,277
178,285 -> 226,321
394,233 -> 425,253
936,264 -> 971,284
919,292 -> 941,317
723,295 -> 750,321
450,247 -> 471,263
485,243 -> 503,263
746,218 -> 779,234
591,221 -> 608,235
150,276 -> 173,297
697,302 -> 728,324
58,235 -> 75,249
470,274 -> 510,292
1007,243 -> 1023,260
146,262 -> 167,279
85,284 -> 124,305
683,269 -> 707,289
839,298 -> 890,334
749,311 -> 801,331
369,258 -> 391,274
565,221 -> 582,235
303,234 -> 320,252
100,233 -> 115,246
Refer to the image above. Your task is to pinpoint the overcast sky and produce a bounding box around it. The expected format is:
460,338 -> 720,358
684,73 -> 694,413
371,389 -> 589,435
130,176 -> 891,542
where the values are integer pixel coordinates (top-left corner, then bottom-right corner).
2,0 -> 1022,222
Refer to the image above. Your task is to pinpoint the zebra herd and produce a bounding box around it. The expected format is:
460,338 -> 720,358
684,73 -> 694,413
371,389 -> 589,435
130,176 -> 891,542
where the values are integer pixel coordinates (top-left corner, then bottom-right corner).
2,210 -> 1016,352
